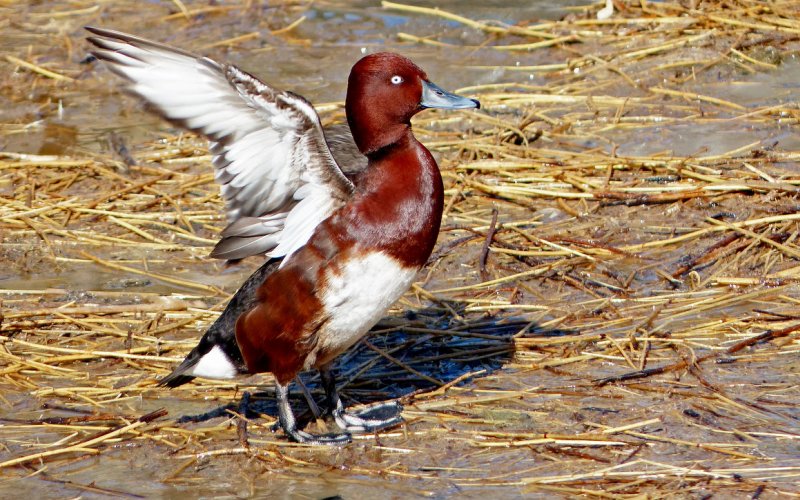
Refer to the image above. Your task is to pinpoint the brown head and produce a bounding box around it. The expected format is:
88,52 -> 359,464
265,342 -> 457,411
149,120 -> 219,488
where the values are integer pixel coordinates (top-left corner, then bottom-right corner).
345,52 -> 479,155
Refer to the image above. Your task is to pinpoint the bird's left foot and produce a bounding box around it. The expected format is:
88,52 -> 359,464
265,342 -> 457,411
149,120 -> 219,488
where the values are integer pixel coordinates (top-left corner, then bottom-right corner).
332,400 -> 404,433
283,426 -> 353,445
319,367 -> 404,433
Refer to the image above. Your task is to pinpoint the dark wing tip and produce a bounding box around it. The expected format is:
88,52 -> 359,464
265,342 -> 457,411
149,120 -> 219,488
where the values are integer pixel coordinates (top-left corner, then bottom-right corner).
157,372 -> 196,388
157,352 -> 202,388
209,234 -> 280,261
85,26 -> 138,44
84,26 -> 203,60
157,361 -> 197,387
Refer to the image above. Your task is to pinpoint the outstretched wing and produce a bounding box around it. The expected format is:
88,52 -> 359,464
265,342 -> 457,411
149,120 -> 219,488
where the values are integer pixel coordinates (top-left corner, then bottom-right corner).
86,27 -> 355,261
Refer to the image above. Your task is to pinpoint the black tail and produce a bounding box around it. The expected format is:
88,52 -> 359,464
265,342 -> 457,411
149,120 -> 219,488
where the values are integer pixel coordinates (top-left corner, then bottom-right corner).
156,337 -> 209,388
158,372 -> 196,388
156,259 -> 281,388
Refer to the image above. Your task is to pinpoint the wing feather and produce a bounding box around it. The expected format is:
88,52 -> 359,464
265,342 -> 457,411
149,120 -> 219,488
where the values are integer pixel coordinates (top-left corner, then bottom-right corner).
86,27 -> 356,261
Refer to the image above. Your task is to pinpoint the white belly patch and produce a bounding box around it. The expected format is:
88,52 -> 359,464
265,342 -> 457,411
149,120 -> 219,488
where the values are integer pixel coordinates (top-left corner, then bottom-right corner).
314,251 -> 418,363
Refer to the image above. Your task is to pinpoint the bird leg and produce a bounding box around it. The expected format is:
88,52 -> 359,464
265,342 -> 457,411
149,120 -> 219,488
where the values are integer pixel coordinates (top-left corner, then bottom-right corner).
296,377 -> 323,419
275,381 -> 351,445
319,367 -> 404,433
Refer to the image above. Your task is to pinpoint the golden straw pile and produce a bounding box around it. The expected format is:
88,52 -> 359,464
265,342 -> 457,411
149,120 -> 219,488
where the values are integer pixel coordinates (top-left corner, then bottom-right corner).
1,0 -> 799,497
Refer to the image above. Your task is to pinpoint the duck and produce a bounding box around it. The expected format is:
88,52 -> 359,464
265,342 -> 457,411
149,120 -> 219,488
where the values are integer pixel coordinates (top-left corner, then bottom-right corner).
85,26 -> 480,445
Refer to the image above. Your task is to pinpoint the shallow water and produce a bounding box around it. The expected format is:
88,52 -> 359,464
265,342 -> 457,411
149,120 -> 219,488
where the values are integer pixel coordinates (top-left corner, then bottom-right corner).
2,0 -> 800,497
613,59 -> 800,157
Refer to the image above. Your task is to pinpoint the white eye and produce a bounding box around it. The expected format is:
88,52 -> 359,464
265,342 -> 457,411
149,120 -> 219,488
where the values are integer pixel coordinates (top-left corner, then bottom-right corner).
390,75 -> 403,85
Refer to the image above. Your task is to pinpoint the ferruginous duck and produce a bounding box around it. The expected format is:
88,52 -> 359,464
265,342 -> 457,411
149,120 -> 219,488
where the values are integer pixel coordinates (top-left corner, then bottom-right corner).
86,27 -> 480,445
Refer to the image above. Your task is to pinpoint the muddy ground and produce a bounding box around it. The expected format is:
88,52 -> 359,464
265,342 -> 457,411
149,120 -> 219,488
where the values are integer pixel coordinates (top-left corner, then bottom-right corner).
1,0 -> 799,498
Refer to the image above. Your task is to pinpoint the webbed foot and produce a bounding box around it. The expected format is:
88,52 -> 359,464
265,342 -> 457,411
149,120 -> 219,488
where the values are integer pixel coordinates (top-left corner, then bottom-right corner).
332,400 -> 404,433
321,367 -> 404,434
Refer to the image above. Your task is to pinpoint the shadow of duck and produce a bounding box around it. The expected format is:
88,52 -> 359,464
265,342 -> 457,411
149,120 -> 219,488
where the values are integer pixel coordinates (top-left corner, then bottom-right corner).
176,307 -> 577,431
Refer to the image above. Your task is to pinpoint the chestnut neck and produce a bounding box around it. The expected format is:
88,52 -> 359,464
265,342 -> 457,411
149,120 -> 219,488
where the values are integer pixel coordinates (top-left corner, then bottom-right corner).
345,129 -> 444,267
346,100 -> 412,157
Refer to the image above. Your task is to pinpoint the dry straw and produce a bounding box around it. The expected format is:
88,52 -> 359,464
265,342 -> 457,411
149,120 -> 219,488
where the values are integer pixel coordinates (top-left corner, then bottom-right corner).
1,0 -> 799,496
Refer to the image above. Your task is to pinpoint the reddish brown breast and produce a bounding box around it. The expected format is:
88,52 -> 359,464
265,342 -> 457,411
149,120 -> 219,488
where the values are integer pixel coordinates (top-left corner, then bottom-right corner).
334,131 -> 444,267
